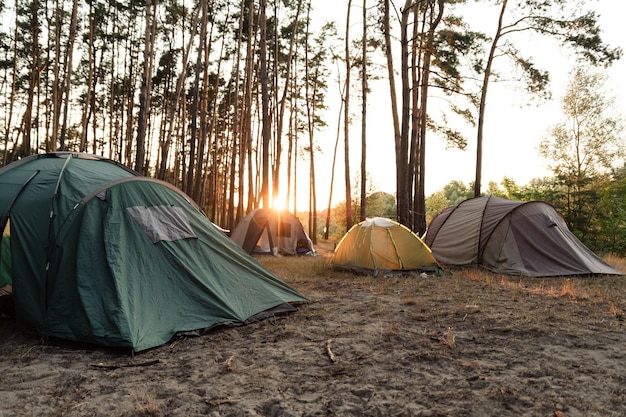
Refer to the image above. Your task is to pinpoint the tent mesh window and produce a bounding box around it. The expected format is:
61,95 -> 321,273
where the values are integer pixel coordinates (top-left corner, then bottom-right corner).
278,222 -> 291,238
126,205 -> 197,243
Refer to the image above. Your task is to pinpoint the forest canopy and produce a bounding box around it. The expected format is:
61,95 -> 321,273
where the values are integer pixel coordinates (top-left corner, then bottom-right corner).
0,0 -> 623,253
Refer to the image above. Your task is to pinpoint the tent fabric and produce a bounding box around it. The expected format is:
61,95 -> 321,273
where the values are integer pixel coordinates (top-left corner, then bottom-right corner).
330,217 -> 439,275
0,152 -> 307,351
230,208 -> 315,256
424,195 -> 622,277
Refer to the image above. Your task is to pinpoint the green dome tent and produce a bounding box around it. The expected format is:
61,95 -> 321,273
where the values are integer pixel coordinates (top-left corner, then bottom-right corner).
330,217 -> 439,275
0,153 -> 307,351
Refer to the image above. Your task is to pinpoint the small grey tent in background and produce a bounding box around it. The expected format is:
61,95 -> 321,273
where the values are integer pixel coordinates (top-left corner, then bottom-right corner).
424,195 -> 622,277
0,152 -> 307,351
230,208 -> 315,256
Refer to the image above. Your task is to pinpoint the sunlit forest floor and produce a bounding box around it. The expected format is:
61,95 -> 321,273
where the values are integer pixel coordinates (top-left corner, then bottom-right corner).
1,243 -> 625,416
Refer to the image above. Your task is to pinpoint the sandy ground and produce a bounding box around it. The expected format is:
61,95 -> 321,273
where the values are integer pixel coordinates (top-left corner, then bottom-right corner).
1,242 -> 625,417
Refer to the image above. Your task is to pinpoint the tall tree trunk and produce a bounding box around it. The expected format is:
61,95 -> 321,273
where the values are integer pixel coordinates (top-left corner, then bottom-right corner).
286,71 -> 296,212
324,77 -> 346,240
194,0 -> 220,203
106,0 -> 117,159
50,0 -> 63,152
383,0 -> 401,160
397,0 -> 413,226
259,0 -> 271,208
158,8 -> 199,180
187,0 -> 209,194
474,0 -> 507,197
228,0 -> 245,228
359,0 -> 367,221
408,4 -> 421,231
272,0 -> 303,204
59,0 -> 79,151
238,0 -> 256,221
304,5 -> 317,243
343,0 -> 353,231
415,0 -> 444,235
22,0 -> 41,156
3,13 -> 20,164
123,34 -> 137,167
136,0 -> 157,173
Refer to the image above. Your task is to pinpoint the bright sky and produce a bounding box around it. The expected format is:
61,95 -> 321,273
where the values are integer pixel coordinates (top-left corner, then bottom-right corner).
300,1 -> 625,210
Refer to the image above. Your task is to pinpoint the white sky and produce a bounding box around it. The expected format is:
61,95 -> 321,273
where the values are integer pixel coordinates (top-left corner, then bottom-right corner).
299,0 -> 625,210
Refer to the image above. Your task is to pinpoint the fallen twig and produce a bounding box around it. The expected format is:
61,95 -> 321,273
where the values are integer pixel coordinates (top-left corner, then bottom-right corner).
90,359 -> 160,370
326,339 -> 337,363
206,397 -> 239,406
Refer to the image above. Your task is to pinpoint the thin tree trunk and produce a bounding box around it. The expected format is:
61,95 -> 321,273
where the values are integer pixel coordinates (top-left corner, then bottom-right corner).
343,0 -> 353,231
187,0 -> 209,194
3,12 -> 20,164
324,76 -> 346,240
228,0 -> 245,228
50,0 -> 63,152
286,71 -> 296,212
359,0 -> 367,221
194,0 -> 220,203
397,0 -> 413,226
272,0 -> 303,203
106,0 -> 117,158
238,0 -> 256,221
158,8 -> 199,179
304,5 -> 317,243
136,0 -> 157,173
408,4 -> 421,231
22,0 -> 41,156
383,0 -> 401,164
59,0 -> 79,151
259,0 -> 272,208
414,0 -> 444,235
123,34 -> 137,167
474,0 -> 507,197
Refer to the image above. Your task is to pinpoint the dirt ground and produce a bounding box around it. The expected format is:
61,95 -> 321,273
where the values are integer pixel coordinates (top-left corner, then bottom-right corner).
1,241 -> 625,417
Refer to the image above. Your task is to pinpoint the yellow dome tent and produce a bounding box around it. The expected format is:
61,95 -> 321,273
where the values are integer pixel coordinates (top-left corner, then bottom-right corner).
330,217 -> 439,275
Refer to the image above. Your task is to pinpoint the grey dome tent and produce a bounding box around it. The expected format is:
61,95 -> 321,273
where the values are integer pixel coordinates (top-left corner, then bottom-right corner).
230,208 -> 315,256
0,153 -> 307,351
424,195 -> 622,277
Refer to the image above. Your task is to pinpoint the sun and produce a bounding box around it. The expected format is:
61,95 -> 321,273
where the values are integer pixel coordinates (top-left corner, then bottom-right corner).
271,191 -> 287,211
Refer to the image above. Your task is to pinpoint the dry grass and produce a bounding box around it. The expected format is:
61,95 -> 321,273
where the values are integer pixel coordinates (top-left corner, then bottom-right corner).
443,326 -> 456,349
605,254 -> 626,273
265,252 -> 626,352
451,259 -> 626,307
132,388 -> 163,417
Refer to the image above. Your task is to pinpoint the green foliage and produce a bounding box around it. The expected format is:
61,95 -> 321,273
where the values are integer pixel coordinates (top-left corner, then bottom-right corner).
319,191 -> 397,241
535,68 -> 626,253
363,191 -> 396,219
317,201 -> 350,241
442,180 -> 474,205
595,170 -> 626,254
425,190 -> 448,225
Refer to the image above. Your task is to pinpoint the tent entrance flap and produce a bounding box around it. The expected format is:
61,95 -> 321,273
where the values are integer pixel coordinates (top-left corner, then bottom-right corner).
1,220 -> 10,288
0,170 -> 40,234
